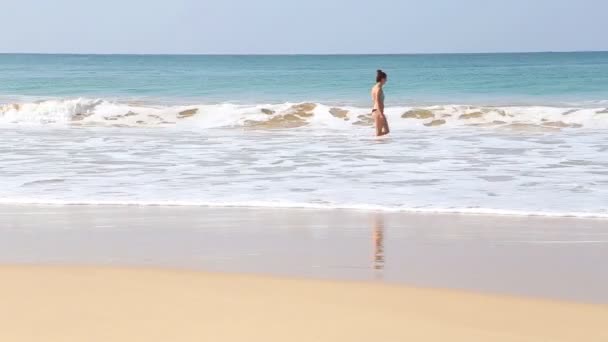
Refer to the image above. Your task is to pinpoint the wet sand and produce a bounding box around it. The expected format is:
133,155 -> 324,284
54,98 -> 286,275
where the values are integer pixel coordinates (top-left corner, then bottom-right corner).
2,205 -> 608,341
1,205 -> 607,303
1,265 -> 607,342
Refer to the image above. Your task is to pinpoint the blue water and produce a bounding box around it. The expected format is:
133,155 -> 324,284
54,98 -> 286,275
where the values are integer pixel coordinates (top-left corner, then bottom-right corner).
1,52 -> 608,105
1,52 -> 608,217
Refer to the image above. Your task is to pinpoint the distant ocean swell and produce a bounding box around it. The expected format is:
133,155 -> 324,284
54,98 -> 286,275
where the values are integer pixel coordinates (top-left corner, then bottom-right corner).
2,98 -> 608,130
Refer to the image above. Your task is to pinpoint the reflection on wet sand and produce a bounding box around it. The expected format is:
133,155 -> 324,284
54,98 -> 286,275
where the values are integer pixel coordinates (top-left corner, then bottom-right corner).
372,215 -> 385,276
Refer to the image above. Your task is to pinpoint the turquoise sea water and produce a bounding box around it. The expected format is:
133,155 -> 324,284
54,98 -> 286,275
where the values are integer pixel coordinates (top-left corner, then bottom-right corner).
1,52 -> 608,105
1,52 -> 607,217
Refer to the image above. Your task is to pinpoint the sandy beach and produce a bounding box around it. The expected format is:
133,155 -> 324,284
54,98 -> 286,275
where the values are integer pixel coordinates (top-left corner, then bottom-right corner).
1,265 -> 607,342
1,205 -> 607,341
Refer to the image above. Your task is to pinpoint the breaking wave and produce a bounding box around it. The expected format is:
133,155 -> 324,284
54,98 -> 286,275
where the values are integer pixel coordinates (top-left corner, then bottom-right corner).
2,98 -> 608,130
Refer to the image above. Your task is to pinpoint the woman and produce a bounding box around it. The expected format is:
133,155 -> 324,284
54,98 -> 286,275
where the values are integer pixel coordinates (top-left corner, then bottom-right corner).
371,69 -> 390,136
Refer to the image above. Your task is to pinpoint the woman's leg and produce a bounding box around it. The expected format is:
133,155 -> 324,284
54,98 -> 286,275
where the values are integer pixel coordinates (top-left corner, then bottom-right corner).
382,116 -> 390,135
374,113 -> 383,136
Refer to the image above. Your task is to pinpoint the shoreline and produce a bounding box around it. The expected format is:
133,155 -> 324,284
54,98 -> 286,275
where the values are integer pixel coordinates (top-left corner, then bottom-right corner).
1,202 -> 608,220
2,204 -> 607,303
1,265 -> 607,342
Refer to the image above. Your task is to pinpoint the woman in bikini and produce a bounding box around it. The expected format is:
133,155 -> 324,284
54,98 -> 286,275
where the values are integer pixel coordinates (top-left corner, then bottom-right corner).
371,69 -> 390,136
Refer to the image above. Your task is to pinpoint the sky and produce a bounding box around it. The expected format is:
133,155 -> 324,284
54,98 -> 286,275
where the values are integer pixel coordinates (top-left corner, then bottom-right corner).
1,0 -> 607,54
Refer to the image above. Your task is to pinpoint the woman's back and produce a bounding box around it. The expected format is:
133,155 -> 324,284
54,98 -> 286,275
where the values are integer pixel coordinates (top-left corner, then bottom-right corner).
371,84 -> 384,110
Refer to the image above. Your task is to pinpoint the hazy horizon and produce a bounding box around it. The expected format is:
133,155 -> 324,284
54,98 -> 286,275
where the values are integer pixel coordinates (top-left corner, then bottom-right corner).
1,0 -> 607,55
2,50 -> 608,56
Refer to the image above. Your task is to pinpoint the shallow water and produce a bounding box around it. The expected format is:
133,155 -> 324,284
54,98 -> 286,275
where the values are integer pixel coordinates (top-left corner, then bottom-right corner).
2,126 -> 607,217
1,53 -> 607,216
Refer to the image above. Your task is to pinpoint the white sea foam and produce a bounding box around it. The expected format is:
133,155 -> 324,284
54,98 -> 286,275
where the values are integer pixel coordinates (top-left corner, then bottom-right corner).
1,98 -> 608,130
1,124 -> 607,218
0,198 -> 607,218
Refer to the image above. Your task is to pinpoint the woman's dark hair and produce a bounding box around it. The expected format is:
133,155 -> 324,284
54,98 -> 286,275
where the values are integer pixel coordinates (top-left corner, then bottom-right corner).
376,69 -> 387,82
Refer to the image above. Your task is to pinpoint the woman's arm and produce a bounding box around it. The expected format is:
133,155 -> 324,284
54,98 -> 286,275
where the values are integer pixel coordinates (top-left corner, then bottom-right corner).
372,87 -> 379,109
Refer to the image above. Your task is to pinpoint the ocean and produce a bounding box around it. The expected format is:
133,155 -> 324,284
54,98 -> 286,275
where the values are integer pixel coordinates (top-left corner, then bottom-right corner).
1,52 -> 607,217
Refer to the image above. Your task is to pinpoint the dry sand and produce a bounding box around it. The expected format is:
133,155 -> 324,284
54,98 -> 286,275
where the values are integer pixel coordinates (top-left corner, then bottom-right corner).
1,265 -> 607,342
